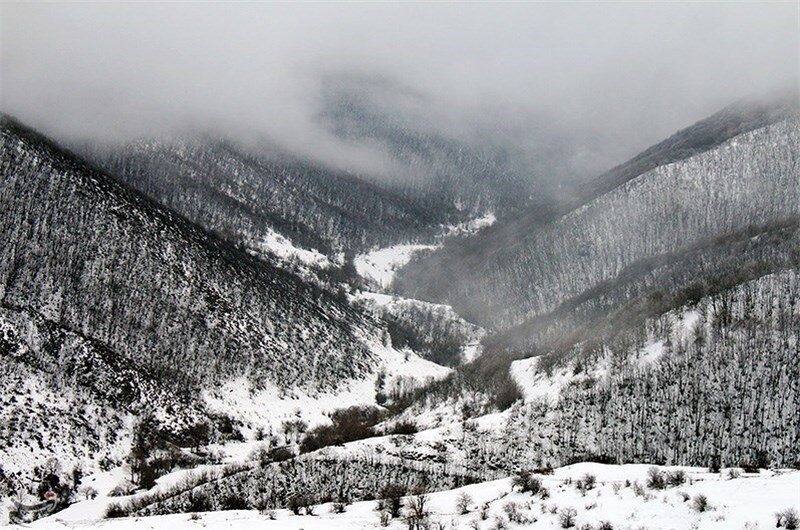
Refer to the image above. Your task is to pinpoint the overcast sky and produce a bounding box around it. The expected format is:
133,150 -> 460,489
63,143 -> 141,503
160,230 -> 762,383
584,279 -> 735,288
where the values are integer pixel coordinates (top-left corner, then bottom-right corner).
1,1 -> 797,180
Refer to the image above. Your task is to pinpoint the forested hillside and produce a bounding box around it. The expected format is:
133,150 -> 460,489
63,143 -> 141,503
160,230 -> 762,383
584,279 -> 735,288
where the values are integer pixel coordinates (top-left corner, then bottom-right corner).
389,100 -> 799,424
82,139 -> 455,257
318,73 -> 535,216
350,269 -> 800,472
396,95 -> 799,328
0,116 -> 381,394
503,269 -> 800,469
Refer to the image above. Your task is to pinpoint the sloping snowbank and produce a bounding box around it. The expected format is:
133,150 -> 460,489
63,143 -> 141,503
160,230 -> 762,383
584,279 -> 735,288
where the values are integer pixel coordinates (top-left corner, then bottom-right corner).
355,244 -> 438,289
27,465 -> 800,530
202,339 -> 449,438
247,227 -> 332,268
354,211 -> 496,290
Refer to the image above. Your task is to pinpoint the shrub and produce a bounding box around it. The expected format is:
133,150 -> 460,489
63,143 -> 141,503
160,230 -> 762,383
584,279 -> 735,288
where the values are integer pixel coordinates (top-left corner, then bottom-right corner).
404,491 -> 429,530
597,522 -> 614,530
388,419 -> 418,435
104,502 -> 125,518
380,483 -> 407,518
559,507 -> 578,528
492,515 -> 508,530
503,501 -> 533,524
331,502 -> 346,514
691,494 -> 709,512
513,470 -> 542,494
456,492 -> 473,514
665,470 -> 686,486
776,508 -> 799,529
646,467 -> 666,489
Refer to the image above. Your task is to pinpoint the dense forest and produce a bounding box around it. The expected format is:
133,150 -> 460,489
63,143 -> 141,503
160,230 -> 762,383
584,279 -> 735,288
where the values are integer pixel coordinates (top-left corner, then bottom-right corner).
396,96 -> 799,327
0,116 -> 380,395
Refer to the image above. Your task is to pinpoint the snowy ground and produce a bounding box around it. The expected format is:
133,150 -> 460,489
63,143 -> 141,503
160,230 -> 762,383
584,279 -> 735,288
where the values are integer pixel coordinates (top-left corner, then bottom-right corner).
354,243 -> 439,289
354,211 -> 496,290
15,463 -> 799,529
247,227 -> 333,269
202,337 -> 449,439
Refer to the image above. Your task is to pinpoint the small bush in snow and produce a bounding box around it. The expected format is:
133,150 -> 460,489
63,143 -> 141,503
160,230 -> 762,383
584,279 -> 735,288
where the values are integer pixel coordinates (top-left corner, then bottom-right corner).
491,515 -> 509,530
676,491 -> 690,502
646,467 -> 666,489
479,502 -> 490,520
331,502 -> 346,514
665,469 -> 686,486
379,483 -> 407,518
580,473 -> 596,491
513,470 -> 542,494
260,509 -> 277,519
502,501 -> 533,524
597,521 -> 614,530
691,494 -> 709,512
558,507 -> 578,528
539,486 -> 550,499
456,492 -> 473,514
726,468 -> 741,480
776,508 -> 799,529
104,502 -> 125,519
379,511 -> 391,527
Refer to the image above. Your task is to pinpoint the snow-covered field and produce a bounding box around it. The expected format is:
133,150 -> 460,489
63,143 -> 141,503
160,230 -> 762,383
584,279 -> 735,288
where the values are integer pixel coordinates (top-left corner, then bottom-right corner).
355,243 -> 439,289
247,227 -> 332,269
14,463 -> 799,529
202,336 -> 450,437
354,211 -> 496,289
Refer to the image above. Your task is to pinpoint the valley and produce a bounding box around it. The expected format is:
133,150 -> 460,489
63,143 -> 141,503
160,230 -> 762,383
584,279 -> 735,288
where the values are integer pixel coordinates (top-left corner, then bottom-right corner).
0,4 -> 798,526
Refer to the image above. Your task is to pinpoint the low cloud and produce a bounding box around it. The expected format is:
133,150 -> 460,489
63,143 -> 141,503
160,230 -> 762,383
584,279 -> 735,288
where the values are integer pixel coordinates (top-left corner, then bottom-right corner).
1,2 -> 797,183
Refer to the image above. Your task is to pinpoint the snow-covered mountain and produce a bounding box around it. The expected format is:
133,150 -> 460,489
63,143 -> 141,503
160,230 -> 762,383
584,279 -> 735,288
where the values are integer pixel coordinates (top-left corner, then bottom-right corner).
397,94 -> 799,328
0,116 -> 450,491
2,92 -> 798,529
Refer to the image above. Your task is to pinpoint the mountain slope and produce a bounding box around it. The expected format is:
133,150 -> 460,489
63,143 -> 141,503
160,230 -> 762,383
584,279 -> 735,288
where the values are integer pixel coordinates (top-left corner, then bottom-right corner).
0,115 -> 380,394
397,98 -> 799,329
1,115 -> 438,488
81,138 -> 455,258
396,95 -> 799,325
